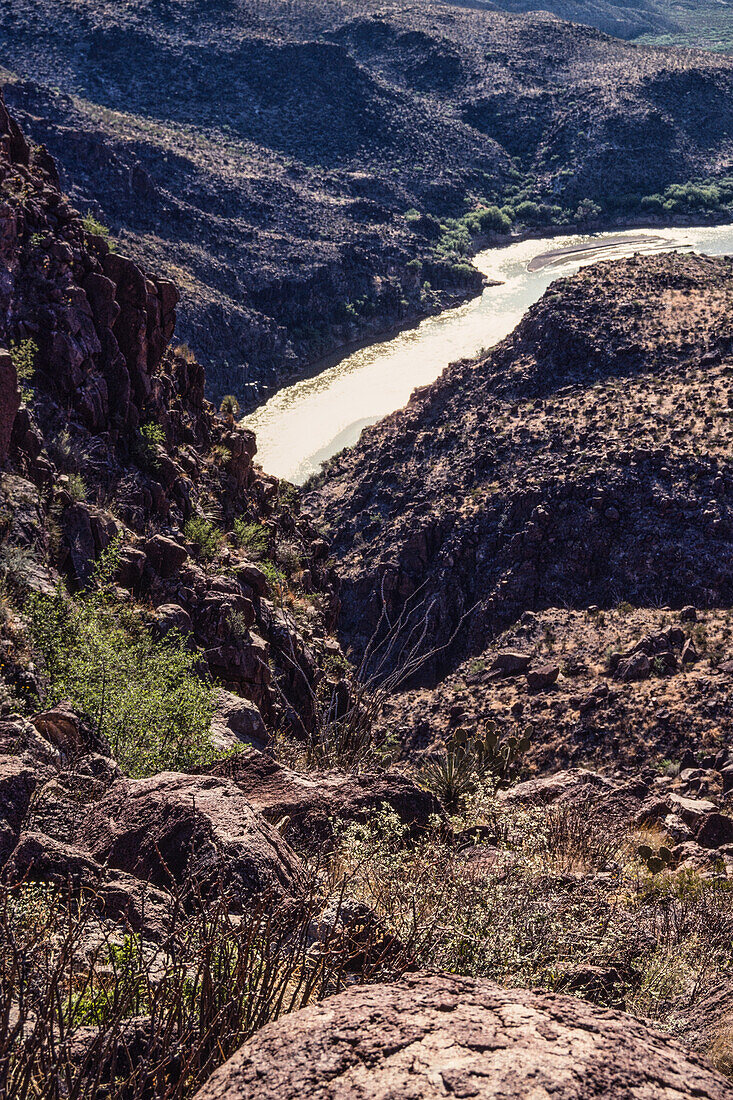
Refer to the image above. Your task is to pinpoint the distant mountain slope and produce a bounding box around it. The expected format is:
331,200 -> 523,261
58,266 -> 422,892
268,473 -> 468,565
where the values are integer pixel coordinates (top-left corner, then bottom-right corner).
482,0 -> 677,39
4,0 -> 733,402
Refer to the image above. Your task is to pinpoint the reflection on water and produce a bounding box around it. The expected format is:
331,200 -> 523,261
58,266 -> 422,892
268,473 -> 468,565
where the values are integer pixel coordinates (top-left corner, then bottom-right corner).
243,224 -> 733,484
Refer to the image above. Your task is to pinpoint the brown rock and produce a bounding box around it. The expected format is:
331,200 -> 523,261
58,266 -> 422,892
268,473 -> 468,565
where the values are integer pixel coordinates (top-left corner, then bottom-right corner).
80,772 -> 303,903
526,663 -> 560,691
144,534 -> 188,578
696,812 -> 733,850
490,651 -> 531,675
193,971 -> 733,1100
501,768 -> 612,806
615,652 -> 651,682
0,349 -> 19,463
6,831 -> 102,886
204,751 -> 443,849
210,690 -> 268,752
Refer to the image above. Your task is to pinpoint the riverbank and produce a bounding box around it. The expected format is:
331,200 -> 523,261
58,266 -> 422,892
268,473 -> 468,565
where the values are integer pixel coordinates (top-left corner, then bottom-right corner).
247,211 -> 730,415
243,222 -> 733,484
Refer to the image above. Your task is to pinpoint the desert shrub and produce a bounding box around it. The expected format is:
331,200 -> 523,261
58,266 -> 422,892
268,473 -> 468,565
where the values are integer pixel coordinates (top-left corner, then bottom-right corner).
259,560 -> 286,593
25,550 -> 215,776
184,516 -> 222,563
219,394 -> 241,418
421,724 -> 530,812
0,878 -> 382,1100
82,212 -> 111,239
333,803 -> 733,1018
66,472 -> 87,502
474,204 -> 511,233
233,519 -> 269,559
9,337 -> 37,402
136,422 -> 165,471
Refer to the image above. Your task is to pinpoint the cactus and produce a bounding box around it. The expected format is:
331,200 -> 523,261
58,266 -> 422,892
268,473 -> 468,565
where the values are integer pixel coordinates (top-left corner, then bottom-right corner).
421,721 -> 532,811
637,843 -> 674,874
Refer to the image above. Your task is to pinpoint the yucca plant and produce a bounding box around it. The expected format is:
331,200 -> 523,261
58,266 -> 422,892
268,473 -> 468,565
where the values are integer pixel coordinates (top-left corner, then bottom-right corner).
421,723 -> 531,812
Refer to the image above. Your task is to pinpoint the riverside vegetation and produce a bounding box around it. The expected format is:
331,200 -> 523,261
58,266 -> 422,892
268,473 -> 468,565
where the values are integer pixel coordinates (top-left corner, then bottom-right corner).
2,16 -> 733,1100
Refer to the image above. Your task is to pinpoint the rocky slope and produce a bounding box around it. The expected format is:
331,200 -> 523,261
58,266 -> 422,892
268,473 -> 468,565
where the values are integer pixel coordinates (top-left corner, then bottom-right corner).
4,90 -> 733,1098
5,0 -> 733,401
485,0 -> 678,39
308,251 -> 733,758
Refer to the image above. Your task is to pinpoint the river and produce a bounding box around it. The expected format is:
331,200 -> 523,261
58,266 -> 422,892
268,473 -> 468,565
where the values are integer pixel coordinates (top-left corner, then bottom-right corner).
242,225 -> 733,484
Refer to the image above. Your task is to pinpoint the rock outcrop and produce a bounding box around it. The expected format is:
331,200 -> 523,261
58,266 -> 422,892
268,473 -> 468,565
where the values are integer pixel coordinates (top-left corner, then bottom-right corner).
194,971 -> 733,1099
203,749 -> 444,848
0,87 -> 342,741
80,772 -> 304,903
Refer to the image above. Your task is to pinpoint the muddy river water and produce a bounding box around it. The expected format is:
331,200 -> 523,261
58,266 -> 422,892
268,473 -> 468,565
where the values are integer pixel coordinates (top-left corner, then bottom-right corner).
243,225 -> 733,484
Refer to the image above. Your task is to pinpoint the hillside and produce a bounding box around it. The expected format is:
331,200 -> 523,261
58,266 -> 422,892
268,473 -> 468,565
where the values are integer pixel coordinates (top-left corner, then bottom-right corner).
308,250 -> 733,760
4,86 -> 733,1099
484,0 -> 678,39
5,0 -> 733,404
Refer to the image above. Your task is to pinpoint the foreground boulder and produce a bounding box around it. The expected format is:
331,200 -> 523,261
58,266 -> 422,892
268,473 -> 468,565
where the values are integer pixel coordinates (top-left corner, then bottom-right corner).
203,750 -> 443,848
80,773 -> 303,904
194,971 -> 733,1100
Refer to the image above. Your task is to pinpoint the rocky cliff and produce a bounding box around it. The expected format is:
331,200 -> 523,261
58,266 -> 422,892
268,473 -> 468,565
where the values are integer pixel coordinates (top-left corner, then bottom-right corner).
0,86 -> 343,739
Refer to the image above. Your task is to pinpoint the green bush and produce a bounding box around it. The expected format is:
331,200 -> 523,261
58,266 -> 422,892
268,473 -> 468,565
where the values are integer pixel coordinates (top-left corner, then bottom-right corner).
220,394 -> 241,418
9,338 -> 37,402
474,205 -> 512,233
184,516 -> 222,563
233,519 -> 269,560
136,423 -> 165,472
82,212 -> 111,239
25,556 -> 215,776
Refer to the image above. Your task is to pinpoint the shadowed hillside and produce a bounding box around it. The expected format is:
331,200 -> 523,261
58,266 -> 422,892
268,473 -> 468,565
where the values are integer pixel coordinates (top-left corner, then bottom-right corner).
5,0 -> 733,403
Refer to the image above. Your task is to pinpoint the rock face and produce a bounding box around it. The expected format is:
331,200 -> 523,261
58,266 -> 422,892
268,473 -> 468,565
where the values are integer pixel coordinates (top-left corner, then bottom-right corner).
193,971 -> 733,1100
80,773 -> 304,903
204,750 -> 443,848
0,88 -> 342,742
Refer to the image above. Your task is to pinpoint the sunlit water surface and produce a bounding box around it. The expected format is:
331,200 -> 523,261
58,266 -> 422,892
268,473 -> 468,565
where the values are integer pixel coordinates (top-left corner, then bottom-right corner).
242,225 -> 733,484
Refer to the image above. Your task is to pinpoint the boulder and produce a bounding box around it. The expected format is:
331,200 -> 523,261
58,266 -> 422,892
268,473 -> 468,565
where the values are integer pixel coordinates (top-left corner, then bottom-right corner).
210,690 -> 268,752
615,652 -> 650,682
500,769 -> 612,806
144,535 -> 188,578
193,971 -> 733,1100
80,772 -> 303,903
696,812 -> 733,850
32,704 -> 108,759
490,651 -> 531,675
6,831 -> 102,886
0,715 -> 61,768
203,751 -> 443,849
526,663 -> 560,691
154,602 -> 194,635
669,793 -> 717,828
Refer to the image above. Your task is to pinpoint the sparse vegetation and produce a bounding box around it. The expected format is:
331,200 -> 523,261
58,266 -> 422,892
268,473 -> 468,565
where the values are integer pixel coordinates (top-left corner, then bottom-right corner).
25,548 -> 216,776
184,516 -> 222,563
